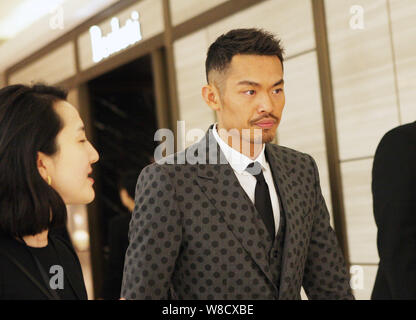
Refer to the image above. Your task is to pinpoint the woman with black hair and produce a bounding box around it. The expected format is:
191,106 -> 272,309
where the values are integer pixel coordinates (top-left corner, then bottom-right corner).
0,84 -> 99,299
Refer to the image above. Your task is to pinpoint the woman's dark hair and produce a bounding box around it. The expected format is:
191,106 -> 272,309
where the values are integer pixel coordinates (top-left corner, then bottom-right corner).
0,83 -> 68,238
205,28 -> 285,83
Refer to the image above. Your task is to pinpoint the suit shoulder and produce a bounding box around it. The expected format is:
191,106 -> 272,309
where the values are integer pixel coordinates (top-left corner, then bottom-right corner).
148,143 -> 201,173
139,161 -> 171,176
269,143 -> 313,162
137,159 -> 188,192
380,122 -> 416,142
376,122 -> 416,154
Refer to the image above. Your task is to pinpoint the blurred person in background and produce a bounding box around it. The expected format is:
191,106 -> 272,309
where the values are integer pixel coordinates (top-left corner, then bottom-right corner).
371,121 -> 416,299
0,84 -> 99,300
101,169 -> 138,299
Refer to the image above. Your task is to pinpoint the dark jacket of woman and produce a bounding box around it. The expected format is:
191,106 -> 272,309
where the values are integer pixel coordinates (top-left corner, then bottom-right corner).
0,232 -> 87,300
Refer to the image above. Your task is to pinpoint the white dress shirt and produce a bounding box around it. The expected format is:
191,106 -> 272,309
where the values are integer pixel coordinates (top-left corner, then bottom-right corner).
212,124 -> 280,234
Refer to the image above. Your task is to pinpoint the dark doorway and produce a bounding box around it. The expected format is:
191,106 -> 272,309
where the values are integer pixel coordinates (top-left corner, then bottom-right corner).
87,54 -> 157,298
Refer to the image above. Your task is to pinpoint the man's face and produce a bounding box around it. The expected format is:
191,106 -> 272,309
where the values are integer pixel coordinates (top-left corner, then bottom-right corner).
216,54 -> 285,144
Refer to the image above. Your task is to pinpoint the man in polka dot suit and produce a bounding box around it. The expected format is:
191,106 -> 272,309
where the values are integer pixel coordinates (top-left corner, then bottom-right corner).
121,28 -> 354,300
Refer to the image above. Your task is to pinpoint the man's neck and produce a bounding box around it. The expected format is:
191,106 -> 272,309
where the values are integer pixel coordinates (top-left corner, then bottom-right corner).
22,229 -> 49,248
217,126 -> 264,160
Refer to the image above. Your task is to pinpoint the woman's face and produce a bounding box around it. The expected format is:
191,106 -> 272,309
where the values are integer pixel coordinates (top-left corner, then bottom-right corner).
39,100 -> 99,205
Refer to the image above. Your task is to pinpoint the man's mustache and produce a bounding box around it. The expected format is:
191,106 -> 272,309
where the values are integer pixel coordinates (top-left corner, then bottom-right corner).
249,114 -> 279,125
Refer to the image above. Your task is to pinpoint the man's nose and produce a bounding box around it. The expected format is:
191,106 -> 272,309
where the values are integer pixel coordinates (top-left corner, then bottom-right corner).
257,93 -> 273,113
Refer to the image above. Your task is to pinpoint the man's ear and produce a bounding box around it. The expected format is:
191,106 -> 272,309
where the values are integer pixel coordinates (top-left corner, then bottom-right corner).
37,152 -> 50,181
202,83 -> 221,112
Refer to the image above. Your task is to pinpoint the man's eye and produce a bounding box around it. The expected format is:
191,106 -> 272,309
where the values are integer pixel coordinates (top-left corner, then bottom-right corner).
79,139 -> 87,143
273,88 -> 282,94
244,90 -> 255,95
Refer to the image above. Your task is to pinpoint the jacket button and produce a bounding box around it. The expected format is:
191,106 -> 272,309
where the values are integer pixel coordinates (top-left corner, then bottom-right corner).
273,250 -> 278,258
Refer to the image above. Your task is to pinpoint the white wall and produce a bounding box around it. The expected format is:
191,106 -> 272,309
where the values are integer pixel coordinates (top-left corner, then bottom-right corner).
326,0 -> 416,299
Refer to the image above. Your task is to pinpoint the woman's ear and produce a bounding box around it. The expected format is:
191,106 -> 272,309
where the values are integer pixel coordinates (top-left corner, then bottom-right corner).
37,152 -> 51,182
202,84 -> 221,112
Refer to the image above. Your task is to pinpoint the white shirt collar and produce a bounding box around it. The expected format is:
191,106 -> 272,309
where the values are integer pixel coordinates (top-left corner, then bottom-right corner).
212,123 -> 266,174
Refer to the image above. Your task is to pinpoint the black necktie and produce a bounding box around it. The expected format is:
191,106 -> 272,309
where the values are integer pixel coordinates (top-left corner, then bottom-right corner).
246,162 -> 275,238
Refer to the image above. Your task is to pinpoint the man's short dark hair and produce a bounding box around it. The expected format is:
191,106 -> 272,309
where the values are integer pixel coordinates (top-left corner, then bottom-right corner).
205,28 -> 285,83
0,83 -> 68,238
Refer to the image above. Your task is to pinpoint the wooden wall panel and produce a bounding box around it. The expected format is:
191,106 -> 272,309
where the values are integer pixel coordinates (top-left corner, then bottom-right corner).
0,72 -> 6,88
341,158 -> 378,264
170,0 -> 228,26
173,29 -> 215,149
206,0 -> 315,58
8,42 -> 76,85
78,0 -> 164,71
325,0 -> 399,160
389,0 -> 416,124
67,204 -> 94,299
278,51 -> 333,224
67,89 -> 80,110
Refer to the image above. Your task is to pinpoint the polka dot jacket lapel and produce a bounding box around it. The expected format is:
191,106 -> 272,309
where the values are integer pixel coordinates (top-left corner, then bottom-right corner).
195,129 -> 278,291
